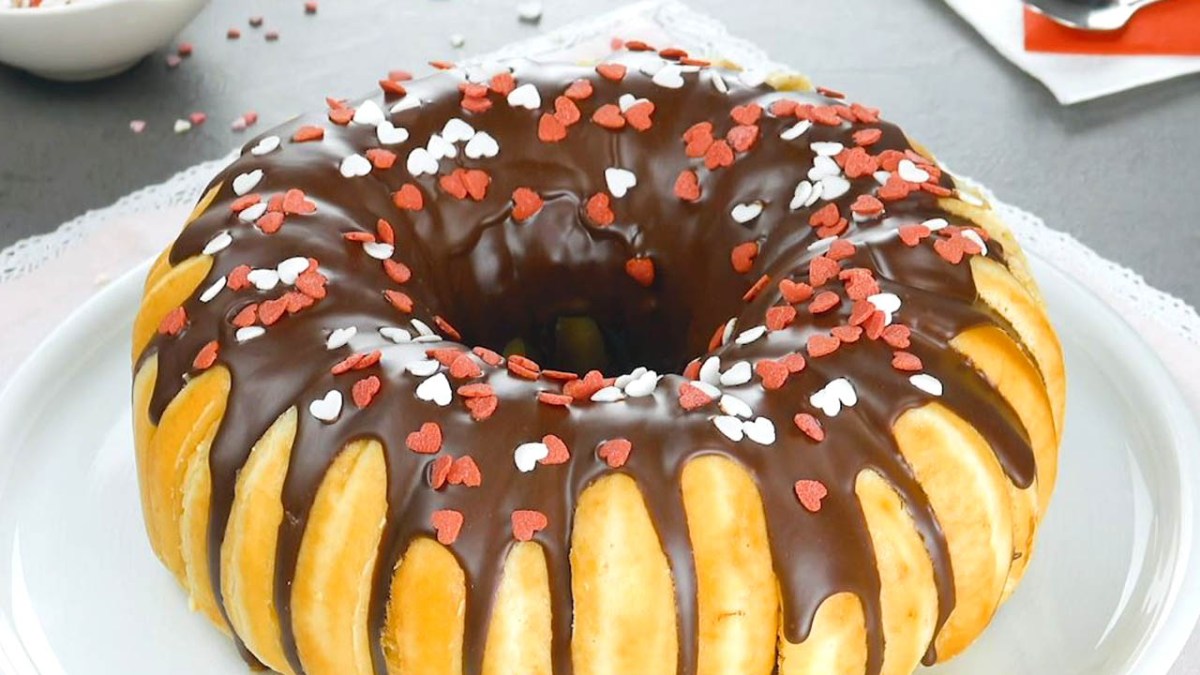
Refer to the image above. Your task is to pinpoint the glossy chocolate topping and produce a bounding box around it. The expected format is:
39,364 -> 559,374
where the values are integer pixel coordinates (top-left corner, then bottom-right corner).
140,46 -> 1037,675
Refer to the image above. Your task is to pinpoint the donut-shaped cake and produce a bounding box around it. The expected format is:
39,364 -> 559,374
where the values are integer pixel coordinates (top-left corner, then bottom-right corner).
132,42 -> 1065,675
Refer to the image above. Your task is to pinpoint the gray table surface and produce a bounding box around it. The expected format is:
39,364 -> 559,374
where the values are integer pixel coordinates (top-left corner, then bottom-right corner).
1,0 -> 1198,670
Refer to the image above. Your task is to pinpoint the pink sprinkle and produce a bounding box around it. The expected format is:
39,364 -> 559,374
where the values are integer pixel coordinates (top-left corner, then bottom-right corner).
189,111 -> 207,126
230,117 -> 247,132
165,54 -> 183,69
242,111 -> 259,126
265,30 -> 280,41
177,42 -> 193,57
129,120 -> 146,134
227,27 -> 242,39
304,1 -> 317,14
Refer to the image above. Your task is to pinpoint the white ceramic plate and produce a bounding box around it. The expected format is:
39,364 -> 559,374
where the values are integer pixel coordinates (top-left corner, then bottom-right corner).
0,253 -> 1197,675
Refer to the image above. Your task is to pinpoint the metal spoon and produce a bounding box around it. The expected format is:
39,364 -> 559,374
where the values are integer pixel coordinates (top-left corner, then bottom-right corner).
1025,0 -> 1169,31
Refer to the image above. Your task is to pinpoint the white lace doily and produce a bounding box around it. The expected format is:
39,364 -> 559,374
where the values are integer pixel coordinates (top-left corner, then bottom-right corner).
1,0 -> 1197,351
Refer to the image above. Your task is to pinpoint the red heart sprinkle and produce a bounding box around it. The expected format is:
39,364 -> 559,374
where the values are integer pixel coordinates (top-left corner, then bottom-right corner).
511,187 -> 544,222
678,382 -> 714,411
157,306 -> 187,336
882,324 -> 911,349
461,96 -> 493,114
892,351 -> 923,372
742,274 -> 771,302
352,376 -> 381,408
392,183 -> 424,211
383,259 -> 411,285
807,334 -> 841,358
296,270 -> 327,299
794,479 -> 828,512
863,311 -> 888,340
537,392 -> 573,407
448,456 -> 482,487
231,304 -> 258,328
384,289 -> 413,313
827,238 -> 857,261
625,100 -> 655,131
462,169 -> 491,201
794,414 -> 825,442
597,438 -> 632,468
379,79 -> 406,96
683,121 -> 713,143
406,422 -> 442,454
538,113 -> 568,142
230,194 -> 261,213
541,434 -> 570,464
730,241 -> 758,274
192,340 -> 219,370
554,95 -> 581,126
511,510 -> 548,541
465,395 -> 498,421
591,104 -> 625,130
853,128 -> 883,146
898,224 -> 931,247
292,125 -> 325,142
730,103 -> 763,126
809,255 -> 840,287
256,212 -> 285,234
457,383 -> 494,398
755,359 -> 789,390
595,62 -> 626,81
625,257 -> 655,287
779,279 -> 814,304
674,170 -> 701,202
726,124 -> 759,153
459,82 -> 488,98
472,347 -> 504,367
439,172 -> 469,200
934,236 -> 966,264
765,305 -> 797,331
809,203 -> 841,229
841,147 -> 879,179
282,188 -> 316,215
878,174 -> 913,202
328,108 -> 354,125
780,352 -> 807,373
366,149 -> 397,170
259,297 -> 289,326
585,193 -> 615,227
809,291 -> 841,315
429,455 -> 453,489
431,509 -> 463,545
831,325 -> 863,343
564,78 -> 593,100
489,72 -> 516,96
850,194 -> 884,217
449,354 -> 482,380
704,140 -> 734,170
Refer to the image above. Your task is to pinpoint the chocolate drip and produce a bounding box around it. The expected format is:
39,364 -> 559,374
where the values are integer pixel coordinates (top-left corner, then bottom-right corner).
139,48 -> 1039,675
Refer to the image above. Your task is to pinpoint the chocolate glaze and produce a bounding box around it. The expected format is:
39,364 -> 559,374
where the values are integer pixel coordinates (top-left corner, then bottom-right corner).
139,48 -> 1038,675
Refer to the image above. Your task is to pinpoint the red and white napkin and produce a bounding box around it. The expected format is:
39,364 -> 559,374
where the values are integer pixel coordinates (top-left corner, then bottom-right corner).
943,0 -> 1200,103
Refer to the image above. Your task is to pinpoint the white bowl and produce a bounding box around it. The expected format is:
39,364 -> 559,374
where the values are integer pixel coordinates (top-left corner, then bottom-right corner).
0,0 -> 210,81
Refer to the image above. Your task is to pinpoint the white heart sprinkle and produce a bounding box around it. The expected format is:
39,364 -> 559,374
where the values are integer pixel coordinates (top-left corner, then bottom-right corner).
811,142 -> 844,157
441,118 -> 476,143
174,119 -> 192,134
743,416 -> 776,445
721,318 -> 737,345
236,326 -> 266,343
731,201 -> 764,224
516,1 -> 543,22
820,175 -> 851,201
808,155 -> 841,181
233,169 -> 263,196
624,370 -> 659,397
719,394 -> 752,419
808,238 -> 836,253
735,326 -> 767,346
377,121 -> 409,145
238,202 -> 267,222
390,97 -> 421,114
247,269 -> 279,291
789,181 -> 814,211
413,334 -> 443,343
380,326 -> 412,343
605,168 -> 638,198
406,359 -> 440,376
719,361 -> 752,387
652,64 -> 685,89
251,135 -> 280,155
618,94 -> 648,113
923,218 -> 949,232
962,229 -> 988,256
199,277 -> 225,303
638,59 -> 664,77
276,257 -> 309,285
897,159 -> 931,183
326,326 -> 357,350
352,100 -> 386,126
739,69 -> 767,87
874,170 -> 892,185
868,292 -> 902,314
426,133 -> 458,160
713,415 -> 745,442
464,131 -> 500,159
406,147 -> 439,177
309,390 -> 343,422
411,318 -> 435,337
780,120 -> 812,141
507,83 -> 542,109
959,190 -> 985,207
591,386 -> 626,402
202,231 -> 232,255
699,356 -> 722,386
810,378 -> 857,417
514,442 -> 549,472
615,366 -> 646,390
710,71 -> 729,94
416,373 -> 453,406
363,242 -> 395,260
690,380 -> 722,399
911,374 -> 944,397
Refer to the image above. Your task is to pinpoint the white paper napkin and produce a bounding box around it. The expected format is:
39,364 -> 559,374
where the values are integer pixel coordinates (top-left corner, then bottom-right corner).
942,0 -> 1200,104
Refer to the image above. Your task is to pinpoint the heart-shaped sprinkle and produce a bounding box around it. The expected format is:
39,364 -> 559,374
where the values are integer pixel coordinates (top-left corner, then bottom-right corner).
807,155 -> 840,182
710,70 -> 729,93
352,376 -> 381,408
731,201 -> 763,224
596,62 -> 626,81
406,148 -> 439,177
352,100 -> 385,126
765,305 -> 797,331
406,422 -> 443,454
623,369 -> 659,397
202,231 -> 233,255
755,360 -> 789,390
514,442 -> 549,472
910,373 -> 944,396
730,241 -> 758,274
597,438 -> 632,468
236,326 -> 266,343
735,325 -> 767,345
426,133 -> 457,160
779,279 -> 814,304
431,510 -> 463,545
447,456 -> 482,487
376,121 -> 409,145
810,377 -> 857,416
591,386 -> 625,403
366,149 -> 397,170
393,183 -> 424,211
309,390 -> 343,422
541,434 -> 570,464
416,373 -> 453,406
511,187 -> 543,221
250,135 -> 280,155
897,159 -> 931,183
239,203 -> 269,224
883,324 -> 912,349
391,96 -> 421,114
465,395 -> 499,420
441,117 -> 475,143
743,416 -> 776,445
233,170 -> 263,196
781,120 -> 812,141
718,360 -> 752,387
704,140 -> 734,170
809,291 -> 840,315
591,104 -> 625,130
794,413 -> 825,442
338,153 -> 372,178
605,167 -> 637,198
698,357 -> 722,386
538,113 -> 568,142
507,83 -> 542,109
794,479 -> 828,512
449,354 -> 482,380
652,64 -> 685,88
554,96 -> 581,125
678,382 -> 714,411
853,128 -> 883,146
326,326 -> 357,350
199,277 -> 225,303
625,101 -> 655,131
713,415 -> 745,442
585,193 -> 614,226
511,510 -> 548,541
674,170 -> 701,202
811,141 -> 844,157
406,358 -> 439,377
564,78 -> 593,100
718,394 -> 752,419
892,351 -> 923,372
247,268 -> 280,291
821,176 -> 852,201
625,257 -> 654,287
807,334 -> 841,358
276,257 -> 309,285
961,229 -> 988,256
464,131 -> 500,159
